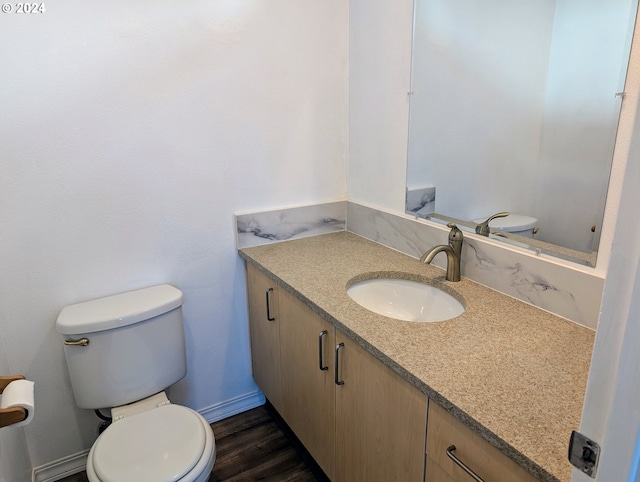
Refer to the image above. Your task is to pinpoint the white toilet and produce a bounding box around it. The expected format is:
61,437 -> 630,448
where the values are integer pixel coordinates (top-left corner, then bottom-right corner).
474,213 -> 538,238
56,284 -> 216,482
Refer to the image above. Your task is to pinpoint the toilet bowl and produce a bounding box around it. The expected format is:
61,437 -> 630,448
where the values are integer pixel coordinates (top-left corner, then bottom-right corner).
474,213 -> 538,238
83,392 -> 215,482
86,398 -> 215,482
56,285 -> 216,482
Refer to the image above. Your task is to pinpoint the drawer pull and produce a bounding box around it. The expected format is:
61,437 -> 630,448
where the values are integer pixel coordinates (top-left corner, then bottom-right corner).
318,330 -> 329,371
334,343 -> 345,385
446,445 -> 485,482
265,288 -> 276,321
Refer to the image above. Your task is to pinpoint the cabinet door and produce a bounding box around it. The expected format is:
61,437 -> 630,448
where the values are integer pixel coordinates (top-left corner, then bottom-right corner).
426,402 -> 538,482
279,289 -> 336,480
246,263 -> 283,412
425,457 -> 457,482
335,332 -> 427,482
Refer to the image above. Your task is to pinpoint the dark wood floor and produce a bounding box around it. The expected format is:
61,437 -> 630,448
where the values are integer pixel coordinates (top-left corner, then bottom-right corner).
58,404 -> 323,481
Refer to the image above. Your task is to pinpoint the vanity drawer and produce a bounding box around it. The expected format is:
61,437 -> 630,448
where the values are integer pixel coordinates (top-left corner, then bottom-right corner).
426,402 -> 539,482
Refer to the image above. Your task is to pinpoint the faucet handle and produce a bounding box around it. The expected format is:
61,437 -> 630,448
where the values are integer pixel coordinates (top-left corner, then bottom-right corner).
475,212 -> 510,236
446,223 -> 463,243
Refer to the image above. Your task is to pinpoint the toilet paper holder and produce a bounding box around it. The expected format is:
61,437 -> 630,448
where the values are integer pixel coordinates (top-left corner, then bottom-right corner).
0,375 -> 28,429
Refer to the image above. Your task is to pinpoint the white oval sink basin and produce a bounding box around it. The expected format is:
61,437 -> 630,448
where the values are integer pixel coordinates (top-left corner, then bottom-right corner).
347,278 -> 464,322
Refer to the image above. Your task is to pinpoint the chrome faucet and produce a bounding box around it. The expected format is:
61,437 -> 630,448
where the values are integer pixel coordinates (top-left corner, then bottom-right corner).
420,223 -> 463,282
475,212 -> 510,236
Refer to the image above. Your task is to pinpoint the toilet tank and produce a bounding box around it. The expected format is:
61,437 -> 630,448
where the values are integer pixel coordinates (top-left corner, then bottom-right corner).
56,285 -> 187,409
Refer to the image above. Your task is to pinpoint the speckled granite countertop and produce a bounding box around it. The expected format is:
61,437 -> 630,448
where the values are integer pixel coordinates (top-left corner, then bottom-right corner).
238,231 -> 595,482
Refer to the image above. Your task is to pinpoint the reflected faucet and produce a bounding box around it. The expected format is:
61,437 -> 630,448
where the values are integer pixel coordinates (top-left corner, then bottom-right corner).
420,223 -> 463,282
475,212 -> 510,236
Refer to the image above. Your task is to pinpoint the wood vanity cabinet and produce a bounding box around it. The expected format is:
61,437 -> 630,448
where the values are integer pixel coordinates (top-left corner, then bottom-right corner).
245,263 -> 428,482
425,402 -> 539,482
246,262 -> 545,482
334,332 -> 427,482
246,263 -> 283,413
279,288 -> 337,480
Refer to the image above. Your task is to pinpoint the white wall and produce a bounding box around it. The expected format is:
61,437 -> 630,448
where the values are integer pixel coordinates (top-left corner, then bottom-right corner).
407,0 -> 555,221
0,0 -> 347,470
348,0 -> 414,214
535,0 -> 637,253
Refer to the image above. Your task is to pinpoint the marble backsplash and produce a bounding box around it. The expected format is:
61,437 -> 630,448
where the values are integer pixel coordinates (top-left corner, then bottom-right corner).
235,201 -> 347,249
405,186 -> 436,216
347,203 -> 603,329
235,201 -> 603,329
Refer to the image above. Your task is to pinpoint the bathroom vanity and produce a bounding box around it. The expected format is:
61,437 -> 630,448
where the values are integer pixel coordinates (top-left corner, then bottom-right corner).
247,261 -> 425,481
239,231 -> 595,482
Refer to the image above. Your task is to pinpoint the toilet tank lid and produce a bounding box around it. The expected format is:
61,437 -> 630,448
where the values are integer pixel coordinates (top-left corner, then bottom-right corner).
56,284 -> 183,335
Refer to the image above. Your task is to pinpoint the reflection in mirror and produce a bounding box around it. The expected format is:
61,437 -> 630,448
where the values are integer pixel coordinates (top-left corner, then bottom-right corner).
406,0 -> 638,267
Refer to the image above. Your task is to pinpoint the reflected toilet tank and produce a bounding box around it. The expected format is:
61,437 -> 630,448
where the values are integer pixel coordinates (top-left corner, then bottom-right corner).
474,213 -> 538,238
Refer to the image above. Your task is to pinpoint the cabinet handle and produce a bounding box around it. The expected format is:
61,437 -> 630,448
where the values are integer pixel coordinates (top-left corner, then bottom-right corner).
446,445 -> 485,482
334,343 -> 345,385
318,330 -> 329,371
265,288 -> 275,321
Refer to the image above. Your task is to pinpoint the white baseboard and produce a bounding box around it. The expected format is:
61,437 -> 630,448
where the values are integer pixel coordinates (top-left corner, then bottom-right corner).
31,390 -> 265,482
32,450 -> 89,482
198,389 -> 265,424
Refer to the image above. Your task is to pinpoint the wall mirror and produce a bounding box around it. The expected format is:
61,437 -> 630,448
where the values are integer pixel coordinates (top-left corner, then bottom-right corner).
406,0 -> 638,267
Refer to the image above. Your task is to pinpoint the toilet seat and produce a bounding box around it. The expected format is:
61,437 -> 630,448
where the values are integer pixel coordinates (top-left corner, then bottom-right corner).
86,404 -> 215,482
